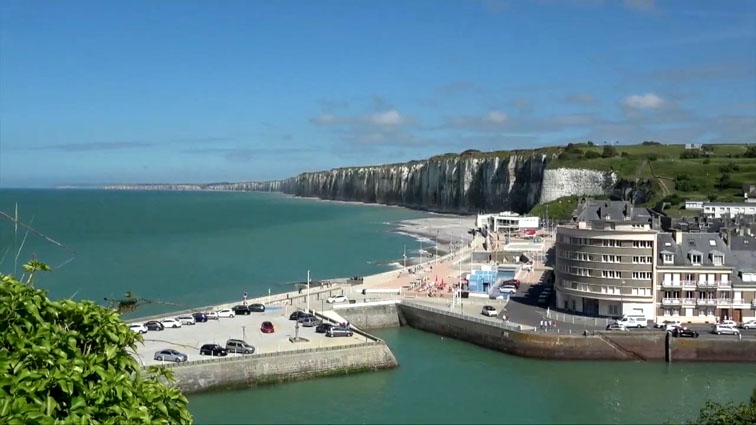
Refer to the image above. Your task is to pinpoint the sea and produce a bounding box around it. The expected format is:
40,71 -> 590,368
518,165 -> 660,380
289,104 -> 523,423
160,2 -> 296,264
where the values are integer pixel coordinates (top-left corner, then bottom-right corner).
1,189 -> 753,424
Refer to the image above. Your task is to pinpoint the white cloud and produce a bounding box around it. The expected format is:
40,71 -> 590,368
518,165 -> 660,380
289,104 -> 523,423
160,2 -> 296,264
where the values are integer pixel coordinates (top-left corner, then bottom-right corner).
366,109 -> 405,126
622,93 -> 665,109
486,110 -> 509,123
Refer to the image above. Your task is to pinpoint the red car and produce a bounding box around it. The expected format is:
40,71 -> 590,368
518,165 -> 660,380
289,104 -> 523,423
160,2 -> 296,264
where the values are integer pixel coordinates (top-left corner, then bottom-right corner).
503,279 -> 521,289
260,321 -> 275,333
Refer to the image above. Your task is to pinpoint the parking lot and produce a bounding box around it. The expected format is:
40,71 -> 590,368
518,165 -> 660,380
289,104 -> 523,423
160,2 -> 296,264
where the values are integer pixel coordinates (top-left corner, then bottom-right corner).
131,306 -> 370,366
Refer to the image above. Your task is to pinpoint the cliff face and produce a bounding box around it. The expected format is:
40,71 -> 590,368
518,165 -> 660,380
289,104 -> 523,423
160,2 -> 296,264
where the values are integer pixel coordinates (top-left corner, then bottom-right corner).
289,154 -> 551,213
539,168 -> 617,203
104,180 -> 295,192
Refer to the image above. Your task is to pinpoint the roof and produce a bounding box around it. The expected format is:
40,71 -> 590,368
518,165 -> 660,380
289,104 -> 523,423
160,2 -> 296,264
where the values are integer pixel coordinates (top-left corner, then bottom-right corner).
656,233 -> 732,268
573,200 -> 654,223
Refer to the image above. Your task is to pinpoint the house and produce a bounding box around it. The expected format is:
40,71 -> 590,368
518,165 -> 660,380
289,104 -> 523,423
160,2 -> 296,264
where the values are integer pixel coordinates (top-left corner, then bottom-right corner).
743,184 -> 756,203
684,200 -> 704,210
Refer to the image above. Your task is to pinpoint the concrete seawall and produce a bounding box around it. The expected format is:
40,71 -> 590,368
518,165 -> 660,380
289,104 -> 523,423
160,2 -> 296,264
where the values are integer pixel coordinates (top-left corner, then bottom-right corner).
161,341 -> 398,394
335,301 -> 403,330
396,301 -> 756,362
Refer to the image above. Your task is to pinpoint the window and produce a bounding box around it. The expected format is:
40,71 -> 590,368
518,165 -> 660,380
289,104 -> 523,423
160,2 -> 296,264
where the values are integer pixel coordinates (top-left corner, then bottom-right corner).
601,270 -> 620,279
632,255 -> 653,264
568,267 -> 590,276
662,253 -> 674,264
602,254 -> 619,263
608,304 -> 620,315
712,255 -> 723,266
632,271 -> 651,280
690,254 -> 702,265
602,239 -> 620,247
632,240 -> 652,248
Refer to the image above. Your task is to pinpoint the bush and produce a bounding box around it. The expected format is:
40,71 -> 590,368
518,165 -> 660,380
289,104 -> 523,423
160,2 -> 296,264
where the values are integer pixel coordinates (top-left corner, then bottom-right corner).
720,162 -> 740,173
642,141 -> 661,146
680,151 -> 701,159
746,146 -> 756,158
718,173 -> 732,189
584,151 -> 601,159
586,141 -> 595,146
708,193 -> 718,202
703,158 -> 711,164
621,151 -> 629,157
601,145 -> 618,158
648,154 -> 658,161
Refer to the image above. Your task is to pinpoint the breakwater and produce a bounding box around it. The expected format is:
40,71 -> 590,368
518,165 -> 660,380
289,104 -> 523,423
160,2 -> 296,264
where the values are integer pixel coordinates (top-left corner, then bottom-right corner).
160,341 -> 398,394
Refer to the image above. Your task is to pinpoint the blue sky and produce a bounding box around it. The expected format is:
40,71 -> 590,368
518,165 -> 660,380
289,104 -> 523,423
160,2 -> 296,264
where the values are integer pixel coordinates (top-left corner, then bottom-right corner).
1,0 -> 754,187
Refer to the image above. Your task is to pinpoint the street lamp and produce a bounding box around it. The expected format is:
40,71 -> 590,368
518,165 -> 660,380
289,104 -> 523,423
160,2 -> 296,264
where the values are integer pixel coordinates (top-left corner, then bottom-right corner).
242,326 -> 246,342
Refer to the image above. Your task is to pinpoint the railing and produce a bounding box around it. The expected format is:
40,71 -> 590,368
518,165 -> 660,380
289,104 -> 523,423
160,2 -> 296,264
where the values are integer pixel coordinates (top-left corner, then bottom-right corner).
662,280 -> 697,289
682,298 -> 696,305
697,281 -> 718,288
661,298 -> 681,306
696,298 -> 717,306
716,299 -> 732,306
681,280 -> 697,288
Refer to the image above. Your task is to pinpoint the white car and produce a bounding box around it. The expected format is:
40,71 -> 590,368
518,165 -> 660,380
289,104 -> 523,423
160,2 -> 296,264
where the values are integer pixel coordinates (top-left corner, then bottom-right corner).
129,323 -> 148,334
160,318 -> 182,328
481,305 -> 497,317
217,309 -> 235,318
327,295 -> 349,304
176,315 -> 196,325
498,285 -> 516,295
205,311 -> 220,320
720,319 -> 737,328
661,321 -> 681,332
741,320 -> 756,330
712,325 -> 740,335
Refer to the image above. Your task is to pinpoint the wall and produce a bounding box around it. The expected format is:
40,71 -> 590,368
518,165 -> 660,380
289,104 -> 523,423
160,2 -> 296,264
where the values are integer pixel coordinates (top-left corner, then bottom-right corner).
334,302 -> 402,330
671,337 -> 756,362
164,342 -> 398,394
539,168 -> 616,204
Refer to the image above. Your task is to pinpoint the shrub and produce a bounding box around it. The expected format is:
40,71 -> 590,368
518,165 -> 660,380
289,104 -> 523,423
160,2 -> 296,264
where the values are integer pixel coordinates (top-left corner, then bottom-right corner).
601,145 -> 618,158
621,151 -> 629,157
745,145 -> 756,158
648,154 -> 658,161
708,193 -> 718,202
680,151 -> 701,159
584,151 -> 601,159
642,141 -> 661,146
703,158 -> 711,164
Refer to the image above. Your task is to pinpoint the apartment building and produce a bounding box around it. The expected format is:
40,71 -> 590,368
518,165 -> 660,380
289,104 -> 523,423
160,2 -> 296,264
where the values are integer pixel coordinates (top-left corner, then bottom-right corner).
554,200 -> 659,320
656,232 -> 756,323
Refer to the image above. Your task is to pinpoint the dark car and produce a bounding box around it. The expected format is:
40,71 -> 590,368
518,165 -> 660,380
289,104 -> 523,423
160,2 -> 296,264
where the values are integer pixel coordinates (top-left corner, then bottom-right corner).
289,310 -> 312,321
192,312 -> 208,323
672,327 -> 699,338
232,305 -> 251,315
261,321 -> 275,333
326,326 -> 354,338
298,316 -> 321,327
315,323 -> 334,334
199,344 -> 228,356
225,339 -> 255,354
249,303 -> 266,312
144,320 -> 164,331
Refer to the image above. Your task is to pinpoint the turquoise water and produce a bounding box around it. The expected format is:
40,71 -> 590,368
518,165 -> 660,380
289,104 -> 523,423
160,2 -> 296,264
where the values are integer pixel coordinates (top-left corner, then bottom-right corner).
2,189 -> 753,424
189,327 -> 756,424
0,189 -> 427,317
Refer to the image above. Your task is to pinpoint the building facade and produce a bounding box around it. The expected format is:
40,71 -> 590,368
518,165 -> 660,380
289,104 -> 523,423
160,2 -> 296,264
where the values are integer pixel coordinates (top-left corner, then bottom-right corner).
477,212 -> 539,233
554,201 -> 659,320
702,202 -> 756,219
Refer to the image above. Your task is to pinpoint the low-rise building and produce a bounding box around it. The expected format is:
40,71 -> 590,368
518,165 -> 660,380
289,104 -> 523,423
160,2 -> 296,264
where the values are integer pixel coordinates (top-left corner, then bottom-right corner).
684,200 -> 704,210
743,184 -> 756,203
477,212 -> 539,233
702,202 -> 756,219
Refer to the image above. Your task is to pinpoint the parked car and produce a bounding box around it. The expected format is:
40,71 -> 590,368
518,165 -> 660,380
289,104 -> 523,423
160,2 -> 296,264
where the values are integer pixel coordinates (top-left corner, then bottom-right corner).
712,325 -> 740,335
176,315 -> 196,325
160,318 -> 182,329
498,285 -> 516,295
672,327 -> 699,338
720,319 -> 737,328
249,303 -> 266,312
154,349 -> 187,362
261,321 -> 275,333
502,279 -> 520,289
606,323 -> 628,331
661,321 -> 682,332
129,323 -> 148,334
327,295 -> 349,304
192,312 -> 208,323
298,316 -> 321,327
205,311 -> 219,320
217,309 -> 235,318
741,319 -> 756,330
289,310 -> 311,321
316,323 -> 335,334
326,326 -> 354,337
225,339 -> 255,354
144,321 -> 164,331
232,305 -> 251,315
481,305 -> 497,317
199,344 -> 228,356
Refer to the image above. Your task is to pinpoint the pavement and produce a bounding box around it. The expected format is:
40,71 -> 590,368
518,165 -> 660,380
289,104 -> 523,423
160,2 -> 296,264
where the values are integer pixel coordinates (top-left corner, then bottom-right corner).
130,305 -> 370,366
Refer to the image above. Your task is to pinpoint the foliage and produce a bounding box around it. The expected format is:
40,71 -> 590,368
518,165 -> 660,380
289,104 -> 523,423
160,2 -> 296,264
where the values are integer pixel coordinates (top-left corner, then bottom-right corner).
744,145 -> 756,158
683,388 -> 756,425
601,145 -> 617,158
0,269 -> 193,424
584,150 -> 601,159
680,151 -> 701,159
648,154 -> 658,161
642,141 -> 661,145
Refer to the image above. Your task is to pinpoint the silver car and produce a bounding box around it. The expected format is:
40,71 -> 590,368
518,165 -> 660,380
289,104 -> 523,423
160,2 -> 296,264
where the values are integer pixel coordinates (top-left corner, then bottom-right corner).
154,349 -> 187,362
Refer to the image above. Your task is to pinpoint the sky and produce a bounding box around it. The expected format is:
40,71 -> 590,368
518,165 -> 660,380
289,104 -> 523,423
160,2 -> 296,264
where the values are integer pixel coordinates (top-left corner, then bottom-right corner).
1,0 -> 755,187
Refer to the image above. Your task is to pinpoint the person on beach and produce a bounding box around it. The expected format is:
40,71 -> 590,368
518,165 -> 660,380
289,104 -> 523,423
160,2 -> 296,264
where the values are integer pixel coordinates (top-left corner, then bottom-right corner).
242,292 -> 248,305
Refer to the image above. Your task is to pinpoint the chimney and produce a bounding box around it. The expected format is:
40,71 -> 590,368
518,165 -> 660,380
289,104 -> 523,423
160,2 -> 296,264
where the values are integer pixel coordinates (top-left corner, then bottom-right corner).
675,230 -> 683,245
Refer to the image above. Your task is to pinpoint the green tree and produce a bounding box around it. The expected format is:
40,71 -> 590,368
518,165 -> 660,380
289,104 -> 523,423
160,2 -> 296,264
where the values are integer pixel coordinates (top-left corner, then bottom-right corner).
0,268 -> 192,424
744,145 -> 756,158
684,388 -> 756,425
601,145 -> 617,158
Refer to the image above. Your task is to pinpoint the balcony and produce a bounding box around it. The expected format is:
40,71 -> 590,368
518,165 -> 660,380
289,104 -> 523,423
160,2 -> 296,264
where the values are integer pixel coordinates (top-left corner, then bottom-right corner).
716,282 -> 731,289
682,298 -> 696,306
661,281 -> 681,289
696,298 -> 717,306
682,280 -> 697,289
662,298 -> 682,306
697,281 -> 718,289
716,299 -> 732,307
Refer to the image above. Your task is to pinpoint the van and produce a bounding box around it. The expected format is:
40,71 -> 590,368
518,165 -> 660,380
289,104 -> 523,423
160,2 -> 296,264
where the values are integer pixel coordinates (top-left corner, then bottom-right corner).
616,316 -> 647,328
624,315 -> 648,328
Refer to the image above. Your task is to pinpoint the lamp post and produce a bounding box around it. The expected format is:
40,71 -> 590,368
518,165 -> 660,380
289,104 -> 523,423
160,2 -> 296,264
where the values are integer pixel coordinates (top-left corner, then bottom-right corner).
435,230 -> 439,264
242,326 -> 246,342
306,270 -> 311,313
